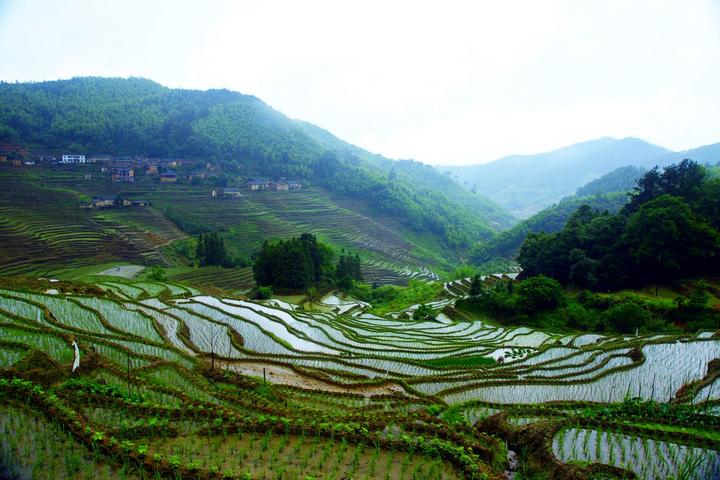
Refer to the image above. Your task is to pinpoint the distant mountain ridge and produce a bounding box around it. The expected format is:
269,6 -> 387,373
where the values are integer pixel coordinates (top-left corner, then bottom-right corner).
439,137 -> 720,219
470,165 -> 642,268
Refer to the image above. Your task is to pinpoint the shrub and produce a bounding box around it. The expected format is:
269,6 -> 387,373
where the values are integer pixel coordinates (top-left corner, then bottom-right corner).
564,303 -> 596,331
148,265 -> 167,281
602,301 -> 652,333
413,304 -> 436,321
256,286 -> 273,300
516,275 -> 565,311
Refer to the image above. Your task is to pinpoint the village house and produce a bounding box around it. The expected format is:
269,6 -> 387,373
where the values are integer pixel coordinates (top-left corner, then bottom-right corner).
112,167 -> 135,182
161,159 -> 189,169
0,143 -> 30,160
88,154 -> 112,163
246,178 -> 270,191
91,196 -> 117,208
0,155 -> 7,163
274,181 -> 289,191
187,170 -> 207,181
160,170 -> 177,183
223,187 -> 243,198
287,180 -> 302,189
61,154 -> 86,164
35,154 -> 58,164
146,164 -> 159,175
90,196 -> 148,208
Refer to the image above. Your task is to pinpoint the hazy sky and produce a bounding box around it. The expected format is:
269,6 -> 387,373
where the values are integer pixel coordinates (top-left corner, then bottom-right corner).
1,0 -> 719,165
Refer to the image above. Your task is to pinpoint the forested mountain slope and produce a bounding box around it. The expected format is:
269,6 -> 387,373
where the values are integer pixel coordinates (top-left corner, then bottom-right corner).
469,165 -> 647,266
441,137 -> 671,218
0,77 -> 514,251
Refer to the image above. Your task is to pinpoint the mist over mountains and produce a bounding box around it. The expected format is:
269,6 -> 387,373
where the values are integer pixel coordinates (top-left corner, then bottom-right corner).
440,137 -> 720,218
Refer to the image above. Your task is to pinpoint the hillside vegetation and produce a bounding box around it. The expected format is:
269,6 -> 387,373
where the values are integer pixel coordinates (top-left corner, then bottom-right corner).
518,160 -> 720,290
442,137 -> 671,218
0,165 -> 455,284
0,77 -> 514,251
469,165 -> 647,268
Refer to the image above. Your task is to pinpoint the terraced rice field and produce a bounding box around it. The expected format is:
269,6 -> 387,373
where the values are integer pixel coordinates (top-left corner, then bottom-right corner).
144,183 -> 444,285
1,278 -> 718,479
0,165 -> 449,284
170,267 -> 256,292
0,166 -> 185,276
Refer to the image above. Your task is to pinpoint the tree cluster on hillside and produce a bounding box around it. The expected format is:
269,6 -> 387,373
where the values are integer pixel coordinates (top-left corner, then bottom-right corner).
470,192 -> 628,265
252,233 -> 363,291
0,77 -> 510,251
195,232 -> 244,267
517,160 -> 720,290
458,274 -> 719,333
468,165 -> 647,269
336,253 -> 362,290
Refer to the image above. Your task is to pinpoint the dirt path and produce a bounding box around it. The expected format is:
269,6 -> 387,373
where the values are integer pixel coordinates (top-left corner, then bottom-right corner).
219,360 -> 410,397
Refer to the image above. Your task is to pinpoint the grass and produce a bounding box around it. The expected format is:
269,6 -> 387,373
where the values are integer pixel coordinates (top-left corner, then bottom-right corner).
355,279 -> 444,316
418,355 -> 497,368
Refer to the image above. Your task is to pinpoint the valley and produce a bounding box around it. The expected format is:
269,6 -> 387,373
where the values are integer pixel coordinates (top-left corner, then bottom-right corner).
0,78 -> 719,480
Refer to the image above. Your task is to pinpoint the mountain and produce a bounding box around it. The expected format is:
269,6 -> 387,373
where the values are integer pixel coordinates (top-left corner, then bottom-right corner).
440,137 -> 672,218
575,165 -> 646,197
655,142 -> 720,167
0,77 -> 515,275
470,165 -> 646,267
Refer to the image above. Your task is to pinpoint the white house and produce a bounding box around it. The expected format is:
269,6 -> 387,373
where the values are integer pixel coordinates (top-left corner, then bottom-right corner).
61,154 -> 86,164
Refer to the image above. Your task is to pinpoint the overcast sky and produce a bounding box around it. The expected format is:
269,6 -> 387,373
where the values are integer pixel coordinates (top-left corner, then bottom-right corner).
1,0 -> 719,165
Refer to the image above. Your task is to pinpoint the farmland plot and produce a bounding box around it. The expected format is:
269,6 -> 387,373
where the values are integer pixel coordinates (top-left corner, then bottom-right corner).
553,428 -> 720,480
0,284 -> 718,480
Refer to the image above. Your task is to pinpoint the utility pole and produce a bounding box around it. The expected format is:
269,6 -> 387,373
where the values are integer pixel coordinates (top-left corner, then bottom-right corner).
126,352 -> 131,398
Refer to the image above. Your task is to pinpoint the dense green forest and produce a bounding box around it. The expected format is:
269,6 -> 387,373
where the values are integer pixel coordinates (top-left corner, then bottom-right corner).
518,160 -> 720,290
0,77 -> 514,250
470,192 -> 629,266
468,165 -> 649,267
252,233 -> 363,291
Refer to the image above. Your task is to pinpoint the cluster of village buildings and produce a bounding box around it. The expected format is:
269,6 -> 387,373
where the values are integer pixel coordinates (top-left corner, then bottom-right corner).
1,144 -> 303,195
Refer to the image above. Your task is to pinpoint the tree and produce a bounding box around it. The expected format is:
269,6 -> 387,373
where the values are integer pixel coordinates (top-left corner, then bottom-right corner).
568,249 -> 598,288
196,232 -> 231,267
148,265 -> 167,281
468,274 -> 483,296
687,280 -> 710,311
252,233 -> 336,290
623,195 -> 720,278
516,275 -> 564,312
602,302 -> 651,334
626,159 -> 705,212
256,286 -> 273,299
517,160 -> 720,290
337,252 -> 363,291
413,304 -> 436,321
